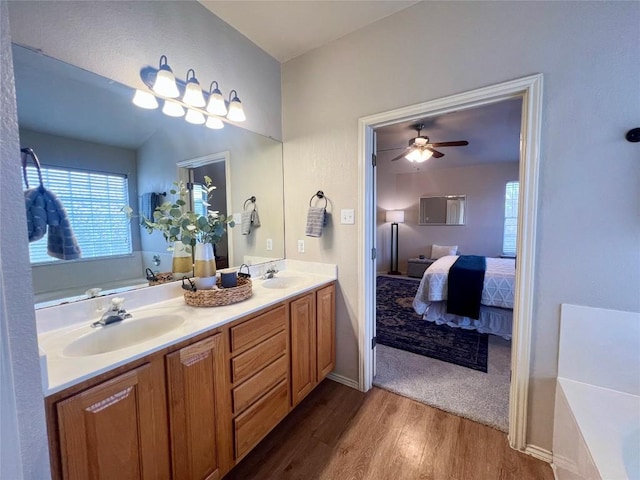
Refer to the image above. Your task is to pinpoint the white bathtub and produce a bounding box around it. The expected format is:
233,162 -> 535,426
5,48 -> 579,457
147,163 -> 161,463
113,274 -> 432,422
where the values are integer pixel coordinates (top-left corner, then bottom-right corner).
553,305 -> 640,480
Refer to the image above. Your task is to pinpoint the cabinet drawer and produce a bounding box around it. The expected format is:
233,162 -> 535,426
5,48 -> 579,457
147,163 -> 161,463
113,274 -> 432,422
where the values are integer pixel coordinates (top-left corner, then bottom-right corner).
230,305 -> 286,353
232,355 -> 287,414
231,331 -> 286,384
234,379 -> 289,459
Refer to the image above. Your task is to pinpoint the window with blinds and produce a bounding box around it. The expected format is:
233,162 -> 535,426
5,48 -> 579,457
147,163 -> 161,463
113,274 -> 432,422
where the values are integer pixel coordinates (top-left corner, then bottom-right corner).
502,180 -> 519,257
23,165 -> 132,264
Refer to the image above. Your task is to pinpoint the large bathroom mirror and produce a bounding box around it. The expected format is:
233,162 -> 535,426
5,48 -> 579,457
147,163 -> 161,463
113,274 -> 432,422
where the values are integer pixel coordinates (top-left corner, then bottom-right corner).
12,44 -> 285,306
418,195 -> 466,225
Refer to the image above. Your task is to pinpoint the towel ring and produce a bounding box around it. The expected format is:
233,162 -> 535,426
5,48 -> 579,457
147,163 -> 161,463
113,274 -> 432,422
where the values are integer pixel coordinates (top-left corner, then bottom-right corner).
309,190 -> 328,208
243,196 -> 257,211
20,147 -> 44,189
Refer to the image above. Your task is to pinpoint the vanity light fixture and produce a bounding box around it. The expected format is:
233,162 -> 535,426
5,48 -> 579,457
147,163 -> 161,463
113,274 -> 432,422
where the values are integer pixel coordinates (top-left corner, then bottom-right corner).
185,108 -> 206,125
206,81 -> 227,116
162,100 -> 185,118
226,90 -> 246,122
182,69 -> 206,107
132,90 -> 159,109
134,55 -> 248,129
152,55 -> 180,98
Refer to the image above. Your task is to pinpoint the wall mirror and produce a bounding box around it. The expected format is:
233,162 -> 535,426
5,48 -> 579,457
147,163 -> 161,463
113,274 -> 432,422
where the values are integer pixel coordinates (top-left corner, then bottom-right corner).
12,44 -> 285,306
418,195 -> 466,225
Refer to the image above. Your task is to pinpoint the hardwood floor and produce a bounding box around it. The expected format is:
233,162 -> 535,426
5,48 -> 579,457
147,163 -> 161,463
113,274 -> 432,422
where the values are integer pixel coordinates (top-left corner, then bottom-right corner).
225,380 -> 554,480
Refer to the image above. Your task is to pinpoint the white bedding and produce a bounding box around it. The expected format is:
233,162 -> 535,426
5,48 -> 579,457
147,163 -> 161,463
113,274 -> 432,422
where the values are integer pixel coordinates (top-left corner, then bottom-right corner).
412,255 -> 516,339
412,255 -> 515,313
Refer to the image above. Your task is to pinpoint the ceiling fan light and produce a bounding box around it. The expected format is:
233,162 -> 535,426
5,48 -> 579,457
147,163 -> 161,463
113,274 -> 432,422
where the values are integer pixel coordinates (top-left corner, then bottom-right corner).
405,149 -> 433,163
226,90 -> 246,122
162,100 -> 185,117
185,108 -> 206,125
206,81 -> 228,116
183,69 -> 206,107
132,89 -> 158,109
152,56 -> 180,98
205,116 -> 224,130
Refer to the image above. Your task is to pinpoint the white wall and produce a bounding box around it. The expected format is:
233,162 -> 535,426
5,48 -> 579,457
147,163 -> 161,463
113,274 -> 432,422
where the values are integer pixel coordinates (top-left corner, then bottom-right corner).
0,3 -> 50,478
8,1 -> 282,141
377,162 -> 519,272
282,1 -> 640,451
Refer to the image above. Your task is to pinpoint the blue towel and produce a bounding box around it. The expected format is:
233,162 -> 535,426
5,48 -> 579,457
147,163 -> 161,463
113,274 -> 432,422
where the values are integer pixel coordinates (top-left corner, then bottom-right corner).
24,186 -> 82,260
447,255 -> 486,320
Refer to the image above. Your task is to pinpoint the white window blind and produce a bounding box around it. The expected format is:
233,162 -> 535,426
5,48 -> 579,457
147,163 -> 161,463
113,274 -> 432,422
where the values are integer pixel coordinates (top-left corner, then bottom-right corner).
23,166 -> 132,264
502,181 -> 519,257
192,183 -> 208,218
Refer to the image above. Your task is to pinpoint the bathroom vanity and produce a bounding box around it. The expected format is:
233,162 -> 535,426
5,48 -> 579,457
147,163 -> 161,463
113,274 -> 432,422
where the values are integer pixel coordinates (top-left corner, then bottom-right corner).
37,264 -> 336,480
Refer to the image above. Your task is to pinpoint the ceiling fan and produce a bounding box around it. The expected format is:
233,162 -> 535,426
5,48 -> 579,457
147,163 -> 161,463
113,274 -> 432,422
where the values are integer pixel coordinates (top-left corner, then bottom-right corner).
380,124 -> 469,163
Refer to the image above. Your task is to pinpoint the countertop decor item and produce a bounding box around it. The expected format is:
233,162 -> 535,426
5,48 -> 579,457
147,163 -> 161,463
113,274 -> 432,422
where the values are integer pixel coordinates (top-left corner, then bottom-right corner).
184,276 -> 252,307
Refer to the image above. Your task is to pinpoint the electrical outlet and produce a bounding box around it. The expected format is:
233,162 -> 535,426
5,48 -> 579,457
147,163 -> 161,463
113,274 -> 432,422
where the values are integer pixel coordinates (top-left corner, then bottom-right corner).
297,240 -> 305,253
341,209 -> 355,224
266,238 -> 273,251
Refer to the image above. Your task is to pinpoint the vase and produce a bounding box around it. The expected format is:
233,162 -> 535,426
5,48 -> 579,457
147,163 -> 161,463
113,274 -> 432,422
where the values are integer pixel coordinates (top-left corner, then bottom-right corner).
194,243 -> 217,289
172,242 -> 192,277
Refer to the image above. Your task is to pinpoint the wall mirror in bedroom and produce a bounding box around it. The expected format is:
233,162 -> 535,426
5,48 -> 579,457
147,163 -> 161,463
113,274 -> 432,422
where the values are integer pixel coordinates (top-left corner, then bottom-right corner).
418,195 -> 466,225
12,44 -> 285,307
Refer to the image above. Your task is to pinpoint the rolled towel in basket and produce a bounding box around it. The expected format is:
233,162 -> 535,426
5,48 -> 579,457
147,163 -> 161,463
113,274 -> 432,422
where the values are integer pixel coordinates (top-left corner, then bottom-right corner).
305,206 -> 325,237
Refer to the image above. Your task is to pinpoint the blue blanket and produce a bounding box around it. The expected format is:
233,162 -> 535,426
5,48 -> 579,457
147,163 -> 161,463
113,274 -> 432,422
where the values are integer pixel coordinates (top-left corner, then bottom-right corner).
447,255 -> 486,320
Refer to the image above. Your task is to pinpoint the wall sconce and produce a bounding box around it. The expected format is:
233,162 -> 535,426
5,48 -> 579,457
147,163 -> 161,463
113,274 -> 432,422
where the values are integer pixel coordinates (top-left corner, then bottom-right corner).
385,210 -> 405,275
132,55 -> 247,130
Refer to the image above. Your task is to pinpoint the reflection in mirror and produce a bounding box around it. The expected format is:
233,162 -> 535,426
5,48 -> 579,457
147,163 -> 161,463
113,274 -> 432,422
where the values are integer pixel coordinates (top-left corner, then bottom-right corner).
419,195 -> 466,225
12,45 -> 285,306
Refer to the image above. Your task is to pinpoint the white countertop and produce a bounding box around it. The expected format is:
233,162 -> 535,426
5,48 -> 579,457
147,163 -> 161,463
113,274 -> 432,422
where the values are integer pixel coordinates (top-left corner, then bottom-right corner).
38,261 -> 336,396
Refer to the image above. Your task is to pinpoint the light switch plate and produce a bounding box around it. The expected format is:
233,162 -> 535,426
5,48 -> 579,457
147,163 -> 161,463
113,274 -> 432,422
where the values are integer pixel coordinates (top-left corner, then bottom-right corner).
266,238 -> 273,251
341,209 -> 355,225
297,240 -> 305,253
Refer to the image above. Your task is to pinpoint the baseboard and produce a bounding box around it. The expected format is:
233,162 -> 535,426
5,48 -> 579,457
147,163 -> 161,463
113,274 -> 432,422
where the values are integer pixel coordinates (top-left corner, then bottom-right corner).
326,372 -> 360,390
524,444 -> 553,463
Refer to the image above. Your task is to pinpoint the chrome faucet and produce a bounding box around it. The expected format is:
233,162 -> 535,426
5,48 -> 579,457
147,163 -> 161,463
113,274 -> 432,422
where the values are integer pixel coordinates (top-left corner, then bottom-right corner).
91,297 -> 132,328
262,264 -> 279,280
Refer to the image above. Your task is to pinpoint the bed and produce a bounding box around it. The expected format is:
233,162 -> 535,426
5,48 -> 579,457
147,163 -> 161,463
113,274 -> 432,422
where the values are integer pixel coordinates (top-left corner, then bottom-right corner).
412,255 -> 515,339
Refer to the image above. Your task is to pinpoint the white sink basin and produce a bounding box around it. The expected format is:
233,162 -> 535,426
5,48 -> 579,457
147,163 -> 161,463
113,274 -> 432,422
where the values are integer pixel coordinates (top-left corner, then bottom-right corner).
63,314 -> 185,357
261,276 -> 303,290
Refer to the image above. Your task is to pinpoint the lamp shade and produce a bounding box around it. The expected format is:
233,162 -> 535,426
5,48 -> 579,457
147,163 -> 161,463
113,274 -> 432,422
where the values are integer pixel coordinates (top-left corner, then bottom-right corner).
132,90 -> 158,109
205,116 -> 224,129
206,81 -> 228,116
185,109 -> 206,125
183,69 -> 206,107
385,210 -> 405,223
162,100 -> 185,117
405,149 -> 433,163
153,56 -> 180,98
227,90 -> 246,122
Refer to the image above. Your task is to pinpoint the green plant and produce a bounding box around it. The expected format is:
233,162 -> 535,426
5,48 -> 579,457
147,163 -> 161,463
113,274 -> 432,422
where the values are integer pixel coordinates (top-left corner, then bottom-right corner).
127,177 -> 234,253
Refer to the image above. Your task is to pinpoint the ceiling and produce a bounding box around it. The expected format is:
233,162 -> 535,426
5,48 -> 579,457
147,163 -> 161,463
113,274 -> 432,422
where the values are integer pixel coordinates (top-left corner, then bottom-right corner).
375,98 -> 523,173
198,1 -> 420,63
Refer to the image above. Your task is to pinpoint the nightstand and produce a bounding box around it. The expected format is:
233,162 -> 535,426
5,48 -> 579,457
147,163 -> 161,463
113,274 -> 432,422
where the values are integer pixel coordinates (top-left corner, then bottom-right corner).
407,257 -> 435,278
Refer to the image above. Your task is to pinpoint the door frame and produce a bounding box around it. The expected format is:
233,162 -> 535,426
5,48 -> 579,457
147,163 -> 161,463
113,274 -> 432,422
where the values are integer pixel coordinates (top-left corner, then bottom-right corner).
356,74 -> 543,453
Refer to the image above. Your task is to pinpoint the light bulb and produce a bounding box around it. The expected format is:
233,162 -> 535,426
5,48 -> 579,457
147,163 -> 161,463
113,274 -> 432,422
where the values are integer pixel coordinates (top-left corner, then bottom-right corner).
152,56 -> 180,98
183,69 -> 206,107
226,91 -> 246,122
405,149 -> 433,163
132,90 -> 158,109
206,85 -> 227,116
205,116 -> 224,129
185,109 -> 205,125
162,101 -> 185,117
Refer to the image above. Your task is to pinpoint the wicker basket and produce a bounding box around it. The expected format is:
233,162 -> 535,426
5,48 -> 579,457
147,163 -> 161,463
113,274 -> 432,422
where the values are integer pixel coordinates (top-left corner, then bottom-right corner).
148,272 -> 174,286
184,277 -> 252,307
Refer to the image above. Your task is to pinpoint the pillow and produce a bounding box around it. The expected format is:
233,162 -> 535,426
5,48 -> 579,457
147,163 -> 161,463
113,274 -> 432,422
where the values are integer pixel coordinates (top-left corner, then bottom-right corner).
431,244 -> 458,259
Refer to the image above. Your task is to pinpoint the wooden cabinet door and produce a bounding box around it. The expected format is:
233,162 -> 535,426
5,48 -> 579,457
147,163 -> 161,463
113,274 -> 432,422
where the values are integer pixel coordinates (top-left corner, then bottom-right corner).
316,284 -> 336,381
166,333 -> 232,480
56,362 -> 170,480
290,293 -> 316,406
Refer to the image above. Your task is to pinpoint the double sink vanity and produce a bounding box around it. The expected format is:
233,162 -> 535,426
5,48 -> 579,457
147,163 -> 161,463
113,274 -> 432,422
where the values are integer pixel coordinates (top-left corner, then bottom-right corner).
36,261 -> 337,480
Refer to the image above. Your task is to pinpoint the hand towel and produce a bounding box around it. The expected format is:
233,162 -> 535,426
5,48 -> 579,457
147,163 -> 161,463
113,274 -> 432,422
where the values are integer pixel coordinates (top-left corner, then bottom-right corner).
251,209 -> 261,228
141,192 -> 153,219
305,206 -> 325,237
241,211 -> 252,235
25,186 -> 82,260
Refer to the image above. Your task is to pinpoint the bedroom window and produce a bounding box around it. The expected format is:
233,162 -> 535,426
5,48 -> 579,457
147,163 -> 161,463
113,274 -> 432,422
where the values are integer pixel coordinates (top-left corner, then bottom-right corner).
502,181 -> 519,257
23,165 -> 132,264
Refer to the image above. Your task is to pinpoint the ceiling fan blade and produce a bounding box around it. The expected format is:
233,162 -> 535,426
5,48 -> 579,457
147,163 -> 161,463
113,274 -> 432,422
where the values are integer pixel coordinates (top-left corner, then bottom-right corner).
428,140 -> 469,147
426,147 -> 444,158
390,151 -> 409,162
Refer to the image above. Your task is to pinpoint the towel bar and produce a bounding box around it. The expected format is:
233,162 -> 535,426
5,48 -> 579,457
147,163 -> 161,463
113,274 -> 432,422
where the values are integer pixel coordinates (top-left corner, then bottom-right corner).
243,196 -> 256,210
309,190 -> 328,208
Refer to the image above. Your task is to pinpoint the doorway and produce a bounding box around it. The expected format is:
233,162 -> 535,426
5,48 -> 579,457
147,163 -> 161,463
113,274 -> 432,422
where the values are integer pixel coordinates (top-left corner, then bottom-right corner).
357,75 -> 543,452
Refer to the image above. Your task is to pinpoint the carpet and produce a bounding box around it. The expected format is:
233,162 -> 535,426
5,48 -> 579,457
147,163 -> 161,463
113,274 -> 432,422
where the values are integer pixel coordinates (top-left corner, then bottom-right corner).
376,275 -> 488,372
